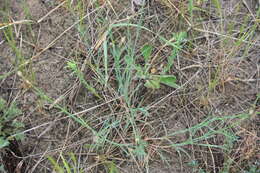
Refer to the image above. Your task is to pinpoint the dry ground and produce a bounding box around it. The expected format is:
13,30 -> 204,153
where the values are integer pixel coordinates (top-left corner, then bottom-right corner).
0,0 -> 259,173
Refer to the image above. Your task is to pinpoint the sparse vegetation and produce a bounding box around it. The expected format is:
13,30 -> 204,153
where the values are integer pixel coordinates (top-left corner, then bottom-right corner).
0,0 -> 259,172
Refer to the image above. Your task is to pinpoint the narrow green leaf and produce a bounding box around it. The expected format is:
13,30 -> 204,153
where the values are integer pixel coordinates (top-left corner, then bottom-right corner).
188,0 -> 194,22
164,32 -> 186,73
158,75 -> 180,89
61,154 -> 71,173
14,133 -> 25,141
47,156 -> 64,173
135,64 -> 145,79
212,0 -> 222,16
105,161 -> 119,173
103,32 -> 109,85
0,98 -> 6,111
144,79 -> 160,89
69,152 -> 77,167
141,44 -> 153,62
0,137 -> 9,148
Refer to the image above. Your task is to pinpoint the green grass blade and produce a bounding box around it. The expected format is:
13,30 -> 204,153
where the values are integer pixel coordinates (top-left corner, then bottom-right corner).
47,156 -> 65,173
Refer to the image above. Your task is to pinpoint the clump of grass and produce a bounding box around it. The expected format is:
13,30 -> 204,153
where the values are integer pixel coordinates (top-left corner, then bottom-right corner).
101,22 -> 186,89
47,152 -> 84,173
